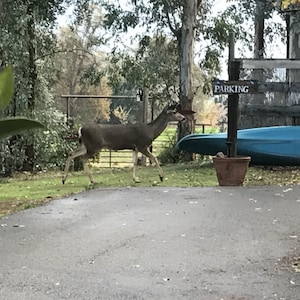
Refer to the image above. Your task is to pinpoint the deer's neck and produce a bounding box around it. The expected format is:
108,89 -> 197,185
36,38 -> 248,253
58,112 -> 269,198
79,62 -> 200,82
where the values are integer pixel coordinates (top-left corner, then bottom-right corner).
147,111 -> 169,140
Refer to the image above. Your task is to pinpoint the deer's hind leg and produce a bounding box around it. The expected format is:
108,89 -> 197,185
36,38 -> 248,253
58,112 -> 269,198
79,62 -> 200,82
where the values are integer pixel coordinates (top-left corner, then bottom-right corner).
82,155 -> 96,184
132,148 -> 140,183
139,147 -> 164,182
62,143 -> 87,184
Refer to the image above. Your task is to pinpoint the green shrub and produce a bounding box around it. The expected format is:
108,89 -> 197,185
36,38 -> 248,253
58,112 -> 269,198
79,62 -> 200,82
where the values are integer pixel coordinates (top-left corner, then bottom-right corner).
158,134 -> 181,164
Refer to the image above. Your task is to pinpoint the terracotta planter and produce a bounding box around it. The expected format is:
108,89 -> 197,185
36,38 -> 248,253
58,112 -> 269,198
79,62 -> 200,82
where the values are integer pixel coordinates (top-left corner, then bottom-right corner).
213,155 -> 251,186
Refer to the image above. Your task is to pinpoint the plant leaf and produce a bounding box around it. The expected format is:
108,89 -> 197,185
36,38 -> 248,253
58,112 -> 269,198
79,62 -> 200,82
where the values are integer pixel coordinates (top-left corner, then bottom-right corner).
0,65 -> 14,110
0,118 -> 44,140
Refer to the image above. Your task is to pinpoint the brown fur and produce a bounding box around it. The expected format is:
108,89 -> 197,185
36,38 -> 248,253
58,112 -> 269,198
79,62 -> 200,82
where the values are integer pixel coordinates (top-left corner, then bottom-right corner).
62,104 -> 185,184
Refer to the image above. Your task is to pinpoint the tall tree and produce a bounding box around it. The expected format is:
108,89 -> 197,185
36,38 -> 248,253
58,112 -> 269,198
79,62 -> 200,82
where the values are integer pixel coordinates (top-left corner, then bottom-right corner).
166,0 -> 199,141
102,0 -> 236,158
108,34 -> 179,122
54,25 -> 111,124
0,0 -> 67,171
0,0 -> 93,174
53,2 -> 111,124
278,0 -> 300,105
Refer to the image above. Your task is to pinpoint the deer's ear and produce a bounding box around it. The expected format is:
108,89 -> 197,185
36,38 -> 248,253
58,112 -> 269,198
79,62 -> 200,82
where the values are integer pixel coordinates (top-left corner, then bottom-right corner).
168,102 -> 180,110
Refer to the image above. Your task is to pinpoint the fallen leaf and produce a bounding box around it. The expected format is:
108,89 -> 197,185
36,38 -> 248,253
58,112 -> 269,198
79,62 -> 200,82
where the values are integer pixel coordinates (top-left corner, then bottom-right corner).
289,235 -> 298,239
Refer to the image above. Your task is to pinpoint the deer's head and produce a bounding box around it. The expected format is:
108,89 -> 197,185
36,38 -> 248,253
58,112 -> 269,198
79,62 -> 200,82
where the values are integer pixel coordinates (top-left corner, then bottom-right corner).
165,102 -> 185,122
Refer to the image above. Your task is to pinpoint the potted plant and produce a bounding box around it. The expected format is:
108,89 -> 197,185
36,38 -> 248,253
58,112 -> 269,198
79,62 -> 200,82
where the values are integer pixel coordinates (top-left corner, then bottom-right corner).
213,152 -> 251,186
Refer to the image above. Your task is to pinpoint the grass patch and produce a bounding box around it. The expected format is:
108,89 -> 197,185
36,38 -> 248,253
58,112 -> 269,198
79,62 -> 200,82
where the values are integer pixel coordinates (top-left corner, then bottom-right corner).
1,163 -> 300,217
0,172 -> 89,216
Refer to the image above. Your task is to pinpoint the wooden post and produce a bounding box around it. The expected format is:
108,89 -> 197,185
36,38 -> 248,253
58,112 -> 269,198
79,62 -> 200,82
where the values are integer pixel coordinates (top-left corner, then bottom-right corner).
66,97 -> 70,125
287,11 -> 300,105
141,88 -> 148,165
227,33 -> 240,157
142,87 -> 148,124
109,150 -> 112,168
253,0 -> 265,106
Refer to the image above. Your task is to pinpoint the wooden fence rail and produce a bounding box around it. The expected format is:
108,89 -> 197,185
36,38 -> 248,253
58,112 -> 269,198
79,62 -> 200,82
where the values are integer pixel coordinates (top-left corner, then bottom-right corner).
90,123 -> 212,168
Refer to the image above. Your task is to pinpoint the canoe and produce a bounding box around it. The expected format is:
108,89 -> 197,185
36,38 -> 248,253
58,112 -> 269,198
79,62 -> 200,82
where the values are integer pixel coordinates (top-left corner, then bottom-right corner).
176,126 -> 300,166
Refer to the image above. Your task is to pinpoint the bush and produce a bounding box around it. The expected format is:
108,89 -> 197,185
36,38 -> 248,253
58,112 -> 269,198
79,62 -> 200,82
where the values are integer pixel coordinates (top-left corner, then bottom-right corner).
158,134 -> 181,164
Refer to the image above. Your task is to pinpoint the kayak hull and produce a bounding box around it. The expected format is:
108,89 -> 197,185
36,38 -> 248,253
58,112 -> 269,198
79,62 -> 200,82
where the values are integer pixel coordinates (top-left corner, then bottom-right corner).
176,126 -> 300,166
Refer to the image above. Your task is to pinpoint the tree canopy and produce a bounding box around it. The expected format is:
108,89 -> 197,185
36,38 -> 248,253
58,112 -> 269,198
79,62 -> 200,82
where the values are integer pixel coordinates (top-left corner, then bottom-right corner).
0,0 -> 296,173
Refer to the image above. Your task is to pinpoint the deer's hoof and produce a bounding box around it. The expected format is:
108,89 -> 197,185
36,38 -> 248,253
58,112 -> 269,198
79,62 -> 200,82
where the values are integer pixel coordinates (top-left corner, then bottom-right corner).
62,179 -> 65,185
133,178 -> 141,183
159,175 -> 164,182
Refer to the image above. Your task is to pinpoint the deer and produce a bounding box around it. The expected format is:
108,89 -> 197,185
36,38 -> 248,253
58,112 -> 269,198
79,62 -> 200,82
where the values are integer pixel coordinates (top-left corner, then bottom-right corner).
62,103 -> 185,184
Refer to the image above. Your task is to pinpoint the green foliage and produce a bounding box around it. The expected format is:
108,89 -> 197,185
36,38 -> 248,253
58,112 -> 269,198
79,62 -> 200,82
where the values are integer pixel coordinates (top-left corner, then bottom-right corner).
108,34 -> 179,122
34,115 -> 70,170
0,118 -> 44,140
0,1 -> 97,174
158,134 -> 181,164
0,0 -> 288,175
0,65 -> 14,110
220,0 -> 285,52
108,34 -> 179,111
158,145 -> 181,164
33,74 -> 73,170
0,66 -> 43,175
103,0 -> 237,88
103,0 -> 286,95
103,3 -> 140,31
80,65 -> 103,86
0,66 -> 44,140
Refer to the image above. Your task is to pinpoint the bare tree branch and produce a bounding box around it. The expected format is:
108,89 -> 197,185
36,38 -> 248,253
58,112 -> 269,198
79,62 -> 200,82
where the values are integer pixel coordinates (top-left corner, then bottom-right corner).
34,48 -> 94,62
164,1 -> 181,39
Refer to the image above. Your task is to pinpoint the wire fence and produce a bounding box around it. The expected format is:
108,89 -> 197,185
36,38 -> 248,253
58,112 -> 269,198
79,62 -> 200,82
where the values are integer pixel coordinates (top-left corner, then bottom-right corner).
61,95 -> 214,169
90,123 -> 212,168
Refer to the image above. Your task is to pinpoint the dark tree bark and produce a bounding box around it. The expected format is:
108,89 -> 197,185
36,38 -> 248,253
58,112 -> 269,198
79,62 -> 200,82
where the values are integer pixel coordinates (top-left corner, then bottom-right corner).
177,0 -> 197,161
287,10 -> 300,105
252,0 -> 265,106
23,3 -> 37,171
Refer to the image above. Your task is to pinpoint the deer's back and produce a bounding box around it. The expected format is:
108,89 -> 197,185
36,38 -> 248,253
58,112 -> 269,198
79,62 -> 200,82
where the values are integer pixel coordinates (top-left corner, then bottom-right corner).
81,123 -> 153,153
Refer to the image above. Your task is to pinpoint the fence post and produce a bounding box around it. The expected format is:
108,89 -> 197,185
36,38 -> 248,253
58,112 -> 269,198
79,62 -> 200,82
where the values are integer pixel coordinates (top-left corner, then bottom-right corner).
141,88 -> 149,166
66,97 -> 70,126
226,33 -> 240,157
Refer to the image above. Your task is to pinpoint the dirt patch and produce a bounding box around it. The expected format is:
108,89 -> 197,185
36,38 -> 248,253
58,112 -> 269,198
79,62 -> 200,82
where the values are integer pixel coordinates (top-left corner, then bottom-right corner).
0,198 -> 53,217
278,254 -> 300,273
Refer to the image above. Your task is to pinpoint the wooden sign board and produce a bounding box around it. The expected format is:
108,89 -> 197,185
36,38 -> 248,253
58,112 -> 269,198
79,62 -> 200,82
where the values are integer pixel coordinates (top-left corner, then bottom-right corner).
213,80 -> 258,95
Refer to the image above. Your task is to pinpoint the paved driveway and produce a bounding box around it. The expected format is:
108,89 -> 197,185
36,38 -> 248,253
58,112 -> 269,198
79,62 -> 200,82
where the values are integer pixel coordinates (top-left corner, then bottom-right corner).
1,186 -> 300,299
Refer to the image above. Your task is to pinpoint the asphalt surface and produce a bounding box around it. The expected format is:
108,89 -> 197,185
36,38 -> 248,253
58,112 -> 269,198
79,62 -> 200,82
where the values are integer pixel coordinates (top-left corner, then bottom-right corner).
1,186 -> 300,300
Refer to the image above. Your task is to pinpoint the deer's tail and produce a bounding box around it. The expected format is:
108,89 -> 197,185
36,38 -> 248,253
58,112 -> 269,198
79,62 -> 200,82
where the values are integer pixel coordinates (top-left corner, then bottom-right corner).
78,127 -> 83,144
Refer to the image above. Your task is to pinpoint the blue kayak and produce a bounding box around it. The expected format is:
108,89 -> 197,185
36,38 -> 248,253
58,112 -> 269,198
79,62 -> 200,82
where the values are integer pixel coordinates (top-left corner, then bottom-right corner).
176,126 -> 300,166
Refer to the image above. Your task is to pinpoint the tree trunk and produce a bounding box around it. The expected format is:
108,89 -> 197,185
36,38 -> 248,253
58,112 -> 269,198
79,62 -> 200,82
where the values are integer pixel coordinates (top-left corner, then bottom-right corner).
23,3 -> 37,171
287,11 -> 300,105
252,0 -> 265,105
177,0 -> 197,161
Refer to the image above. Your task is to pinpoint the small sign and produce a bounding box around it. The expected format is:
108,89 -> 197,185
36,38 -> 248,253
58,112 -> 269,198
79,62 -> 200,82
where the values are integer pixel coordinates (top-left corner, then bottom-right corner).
213,80 -> 258,95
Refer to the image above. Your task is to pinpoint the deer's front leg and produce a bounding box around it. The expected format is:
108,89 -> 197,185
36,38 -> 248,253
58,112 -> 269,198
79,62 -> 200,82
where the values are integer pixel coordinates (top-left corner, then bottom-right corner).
139,147 -> 164,182
62,144 -> 87,184
62,155 -> 73,184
